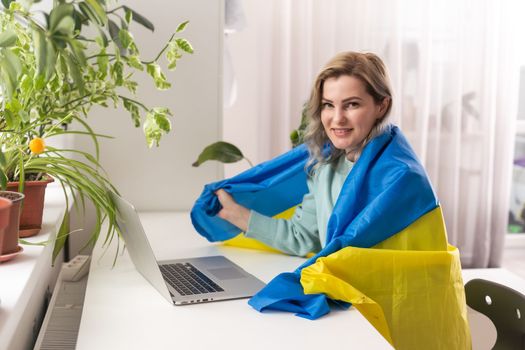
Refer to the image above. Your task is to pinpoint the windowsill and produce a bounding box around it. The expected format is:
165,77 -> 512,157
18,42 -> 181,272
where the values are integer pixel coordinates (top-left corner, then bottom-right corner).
0,182 -> 68,350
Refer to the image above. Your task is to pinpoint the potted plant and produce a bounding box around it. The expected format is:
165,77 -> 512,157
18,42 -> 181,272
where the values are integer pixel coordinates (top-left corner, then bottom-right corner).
0,190 -> 24,261
0,0 -> 193,262
0,195 -> 12,256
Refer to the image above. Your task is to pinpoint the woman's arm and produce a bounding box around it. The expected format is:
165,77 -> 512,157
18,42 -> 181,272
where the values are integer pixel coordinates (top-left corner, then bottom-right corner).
215,189 -> 250,231
215,185 -> 321,257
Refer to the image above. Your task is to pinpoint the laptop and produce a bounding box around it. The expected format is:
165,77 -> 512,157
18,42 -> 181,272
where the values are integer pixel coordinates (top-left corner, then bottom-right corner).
110,192 -> 266,305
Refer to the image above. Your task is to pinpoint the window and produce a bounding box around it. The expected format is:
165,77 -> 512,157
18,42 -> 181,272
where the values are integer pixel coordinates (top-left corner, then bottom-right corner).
508,67 -> 525,234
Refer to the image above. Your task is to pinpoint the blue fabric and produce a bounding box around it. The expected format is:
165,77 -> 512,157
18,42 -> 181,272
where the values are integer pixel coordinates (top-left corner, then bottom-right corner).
190,125 -> 439,319
191,143 -> 310,242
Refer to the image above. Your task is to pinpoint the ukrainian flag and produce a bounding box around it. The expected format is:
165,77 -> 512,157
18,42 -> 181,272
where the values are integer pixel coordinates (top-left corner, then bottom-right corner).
191,125 -> 470,349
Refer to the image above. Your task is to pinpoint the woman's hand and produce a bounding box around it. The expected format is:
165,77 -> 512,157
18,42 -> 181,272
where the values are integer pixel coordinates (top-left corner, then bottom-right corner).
215,189 -> 250,232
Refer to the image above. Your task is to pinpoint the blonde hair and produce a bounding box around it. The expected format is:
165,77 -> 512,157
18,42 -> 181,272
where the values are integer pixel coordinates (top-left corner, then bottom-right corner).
304,52 -> 393,170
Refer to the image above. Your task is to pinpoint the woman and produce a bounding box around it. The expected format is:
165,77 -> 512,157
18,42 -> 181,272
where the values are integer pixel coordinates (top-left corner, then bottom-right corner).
190,53 -> 470,347
191,51 -> 466,332
215,52 -> 392,256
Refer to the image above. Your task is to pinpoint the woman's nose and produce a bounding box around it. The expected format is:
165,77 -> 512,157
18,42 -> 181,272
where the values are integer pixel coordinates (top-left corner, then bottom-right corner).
333,106 -> 346,124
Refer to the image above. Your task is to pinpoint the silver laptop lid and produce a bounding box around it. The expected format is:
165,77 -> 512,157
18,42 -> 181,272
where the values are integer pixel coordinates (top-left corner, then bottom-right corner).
110,192 -> 174,303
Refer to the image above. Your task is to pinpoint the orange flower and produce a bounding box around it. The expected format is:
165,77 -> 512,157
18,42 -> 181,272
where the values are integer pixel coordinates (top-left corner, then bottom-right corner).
29,137 -> 45,154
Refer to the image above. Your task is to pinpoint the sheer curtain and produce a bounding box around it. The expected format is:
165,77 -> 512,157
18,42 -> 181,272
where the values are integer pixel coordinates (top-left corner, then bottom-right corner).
225,0 -> 524,267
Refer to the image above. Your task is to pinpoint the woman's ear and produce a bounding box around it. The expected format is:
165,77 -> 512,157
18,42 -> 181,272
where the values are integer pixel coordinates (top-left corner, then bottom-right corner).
378,97 -> 390,118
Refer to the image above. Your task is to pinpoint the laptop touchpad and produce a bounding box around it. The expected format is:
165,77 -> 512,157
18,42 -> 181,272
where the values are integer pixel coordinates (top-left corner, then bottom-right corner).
207,267 -> 245,280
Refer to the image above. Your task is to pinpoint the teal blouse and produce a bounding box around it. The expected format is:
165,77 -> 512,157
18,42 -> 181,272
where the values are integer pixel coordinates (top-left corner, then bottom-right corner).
245,155 -> 354,256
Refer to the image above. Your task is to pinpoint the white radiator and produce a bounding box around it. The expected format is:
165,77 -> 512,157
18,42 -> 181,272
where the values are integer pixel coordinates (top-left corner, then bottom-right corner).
33,267 -> 88,350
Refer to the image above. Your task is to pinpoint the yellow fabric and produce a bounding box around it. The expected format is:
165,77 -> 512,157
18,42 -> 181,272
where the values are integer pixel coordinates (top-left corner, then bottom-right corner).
301,207 -> 471,349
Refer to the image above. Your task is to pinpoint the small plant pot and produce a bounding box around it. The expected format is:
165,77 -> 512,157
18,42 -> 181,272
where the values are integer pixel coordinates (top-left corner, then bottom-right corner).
7,176 -> 54,237
0,197 -> 13,258
0,191 -> 25,257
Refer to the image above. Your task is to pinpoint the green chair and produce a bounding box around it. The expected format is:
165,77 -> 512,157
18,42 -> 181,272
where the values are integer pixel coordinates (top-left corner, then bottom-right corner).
465,278 -> 525,349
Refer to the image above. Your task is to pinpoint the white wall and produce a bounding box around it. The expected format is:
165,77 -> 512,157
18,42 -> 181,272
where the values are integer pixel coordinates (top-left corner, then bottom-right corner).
69,0 -> 224,256
223,0 -> 266,178
73,0 -> 223,210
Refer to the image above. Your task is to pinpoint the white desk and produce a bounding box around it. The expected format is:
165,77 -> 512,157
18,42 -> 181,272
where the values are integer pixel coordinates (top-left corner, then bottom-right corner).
77,212 -> 525,350
77,212 -> 393,350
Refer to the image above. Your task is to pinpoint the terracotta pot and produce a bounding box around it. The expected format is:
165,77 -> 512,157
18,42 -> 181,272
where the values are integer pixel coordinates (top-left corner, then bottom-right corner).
0,191 -> 24,255
0,197 -> 13,257
7,176 -> 54,237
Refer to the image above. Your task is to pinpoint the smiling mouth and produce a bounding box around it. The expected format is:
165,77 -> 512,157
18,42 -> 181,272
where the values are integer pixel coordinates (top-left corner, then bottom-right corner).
331,128 -> 353,137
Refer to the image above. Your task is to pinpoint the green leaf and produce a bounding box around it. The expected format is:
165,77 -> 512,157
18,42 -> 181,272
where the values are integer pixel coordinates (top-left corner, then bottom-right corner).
78,2 -> 100,26
166,57 -> 176,70
34,75 -> 46,90
73,8 -> 85,32
49,4 -> 74,34
68,39 -> 87,66
94,26 -> 109,48
0,149 -> 6,167
85,0 -> 107,25
111,60 -> 123,86
290,129 -> 299,145
5,98 -> 22,116
65,52 -> 85,93
153,108 -> 171,132
0,70 -> 15,99
7,1 -> 21,11
108,19 -> 125,54
4,48 -> 22,77
175,38 -> 193,54
122,98 -> 141,127
119,17 -> 128,31
166,41 -> 181,70
143,107 -> 172,147
52,211 -> 70,265
45,40 -> 57,80
107,18 -> 119,40
0,170 -> 7,190
175,20 -> 189,33
97,49 -> 108,78
122,6 -> 154,32
0,48 -> 22,97
58,53 -> 68,76
290,104 -> 309,147
18,109 -> 29,123
126,55 -> 143,70
19,239 -> 48,246
19,76 -> 32,102
3,109 -> 15,128
192,141 -> 244,167
146,63 -> 171,90
32,26 -> 47,77
0,29 -> 17,48
124,79 -> 138,94
18,152 -> 24,191
124,7 -> 132,25
1,0 -> 15,9
29,108 -> 40,120
54,15 -> 75,36
118,29 -> 134,51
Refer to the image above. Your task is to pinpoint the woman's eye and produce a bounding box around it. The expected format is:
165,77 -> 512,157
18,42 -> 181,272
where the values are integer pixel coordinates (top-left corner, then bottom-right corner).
322,102 -> 333,109
344,102 -> 359,109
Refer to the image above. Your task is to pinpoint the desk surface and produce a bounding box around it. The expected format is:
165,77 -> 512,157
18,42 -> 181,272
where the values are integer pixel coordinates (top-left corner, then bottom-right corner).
77,212 -> 525,350
77,212 -> 393,350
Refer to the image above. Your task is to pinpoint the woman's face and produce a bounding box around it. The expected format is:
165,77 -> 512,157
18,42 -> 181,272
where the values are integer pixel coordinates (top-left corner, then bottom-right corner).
321,75 -> 386,158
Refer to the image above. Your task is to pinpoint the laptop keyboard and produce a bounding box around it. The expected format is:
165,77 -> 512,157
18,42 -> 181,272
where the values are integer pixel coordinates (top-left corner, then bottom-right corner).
159,263 -> 225,296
